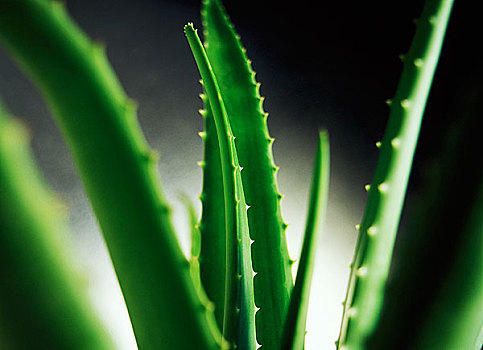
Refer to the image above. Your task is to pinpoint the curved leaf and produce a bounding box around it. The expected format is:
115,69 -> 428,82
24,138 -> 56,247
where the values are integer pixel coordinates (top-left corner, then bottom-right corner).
0,101 -> 114,349
0,2 -> 220,348
282,131 -> 330,350
337,0 -> 455,348
185,23 -> 257,350
201,1 -> 294,347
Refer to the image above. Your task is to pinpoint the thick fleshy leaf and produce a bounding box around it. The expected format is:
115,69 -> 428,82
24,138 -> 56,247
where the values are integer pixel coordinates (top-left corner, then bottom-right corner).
0,2 -> 220,348
337,0 -> 455,348
185,23 -> 256,350
282,131 -> 330,350
202,1 -> 293,348
198,95 -> 227,329
0,101 -> 114,349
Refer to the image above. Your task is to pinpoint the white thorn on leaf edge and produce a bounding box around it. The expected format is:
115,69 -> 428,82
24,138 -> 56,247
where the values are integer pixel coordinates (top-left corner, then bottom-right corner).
378,183 -> 389,193
356,266 -> 368,277
367,226 -> 378,236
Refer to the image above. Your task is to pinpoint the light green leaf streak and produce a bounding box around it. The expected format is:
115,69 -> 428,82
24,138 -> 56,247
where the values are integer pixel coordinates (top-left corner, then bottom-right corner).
185,23 -> 256,350
198,95 -> 227,329
282,131 -> 330,350
201,1 -> 293,348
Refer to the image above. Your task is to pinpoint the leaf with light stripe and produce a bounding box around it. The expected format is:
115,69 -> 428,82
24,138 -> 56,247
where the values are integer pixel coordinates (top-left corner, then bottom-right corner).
282,131 -> 330,350
337,1 -> 455,348
185,23 -> 257,349
198,94 -> 227,329
201,1 -> 293,348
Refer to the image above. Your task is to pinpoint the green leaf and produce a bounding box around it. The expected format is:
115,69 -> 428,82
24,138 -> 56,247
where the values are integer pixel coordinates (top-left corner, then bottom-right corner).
367,79 -> 483,349
202,1 -> 293,348
180,193 -> 224,347
0,2 -> 220,349
198,95 -> 227,329
0,101 -> 114,349
282,131 -> 330,350
337,0 -> 455,349
235,155 -> 258,350
185,23 -> 256,350
416,180 -> 483,350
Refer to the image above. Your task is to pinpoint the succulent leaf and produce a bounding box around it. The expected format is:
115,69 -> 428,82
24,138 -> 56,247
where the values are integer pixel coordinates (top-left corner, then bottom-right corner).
415,168 -> 483,350
185,23 -> 256,349
0,101 -> 114,349
369,81 -> 483,349
198,95 -> 227,329
282,131 -> 330,350
181,194 -> 224,346
0,2 -> 220,349
337,0 -> 455,349
202,1 -> 293,348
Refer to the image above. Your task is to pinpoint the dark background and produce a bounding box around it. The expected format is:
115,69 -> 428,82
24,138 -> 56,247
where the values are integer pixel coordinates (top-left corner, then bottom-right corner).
0,0 -> 478,349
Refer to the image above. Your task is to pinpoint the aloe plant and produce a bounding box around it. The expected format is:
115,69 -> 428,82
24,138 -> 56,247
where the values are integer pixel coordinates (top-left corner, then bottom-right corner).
0,0 -> 480,349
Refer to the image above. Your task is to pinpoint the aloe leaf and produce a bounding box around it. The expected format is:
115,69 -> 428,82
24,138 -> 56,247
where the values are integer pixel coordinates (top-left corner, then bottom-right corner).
180,193 -> 204,291
367,75 -> 483,349
181,193 -> 224,346
0,2 -> 220,349
198,95 -> 227,329
337,0 -> 454,349
0,101 -> 114,349
416,181 -> 483,350
234,157 -> 258,350
201,1 -> 293,348
282,131 -> 330,350
185,23 -> 256,349
398,89 -> 482,349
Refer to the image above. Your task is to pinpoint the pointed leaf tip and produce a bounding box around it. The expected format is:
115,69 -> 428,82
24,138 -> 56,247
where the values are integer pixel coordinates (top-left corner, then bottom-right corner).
184,22 -> 197,35
282,131 -> 330,349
